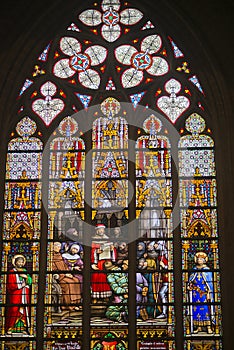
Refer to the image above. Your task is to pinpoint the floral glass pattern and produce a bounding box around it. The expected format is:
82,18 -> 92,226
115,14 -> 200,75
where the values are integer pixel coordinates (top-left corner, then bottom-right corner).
53,37 -> 107,89
32,81 -> 65,125
157,78 -> 190,123
115,35 -> 169,88
79,0 -> 143,42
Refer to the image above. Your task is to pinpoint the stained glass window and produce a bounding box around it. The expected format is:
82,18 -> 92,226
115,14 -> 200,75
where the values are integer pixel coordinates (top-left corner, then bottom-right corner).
1,117 -> 42,348
45,116 -> 85,347
0,0 -> 223,349
136,115 -> 174,348
179,114 -> 222,349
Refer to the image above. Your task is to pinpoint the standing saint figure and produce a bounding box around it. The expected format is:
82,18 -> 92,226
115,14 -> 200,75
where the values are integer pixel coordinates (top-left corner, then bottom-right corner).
187,251 -> 214,334
5,254 -> 32,334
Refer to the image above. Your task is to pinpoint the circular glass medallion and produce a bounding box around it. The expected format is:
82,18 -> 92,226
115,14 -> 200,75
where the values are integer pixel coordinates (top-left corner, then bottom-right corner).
101,97 -> 121,117
132,52 -> 152,70
103,9 -> 120,26
58,116 -> 78,136
69,53 -> 90,71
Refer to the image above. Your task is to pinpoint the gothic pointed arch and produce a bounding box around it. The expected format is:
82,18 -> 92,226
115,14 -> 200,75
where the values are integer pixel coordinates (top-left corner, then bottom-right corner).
0,1 -> 225,349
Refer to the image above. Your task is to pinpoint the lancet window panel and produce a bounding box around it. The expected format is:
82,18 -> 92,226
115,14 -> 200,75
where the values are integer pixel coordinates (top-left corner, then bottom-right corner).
90,99 -> 130,338
44,116 -> 85,343
179,114 -> 222,348
1,117 -> 42,344
135,114 -> 174,347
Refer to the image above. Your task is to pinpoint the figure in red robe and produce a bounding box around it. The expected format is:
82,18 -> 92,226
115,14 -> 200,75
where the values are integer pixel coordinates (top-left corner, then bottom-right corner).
5,254 -> 32,334
91,224 -> 117,301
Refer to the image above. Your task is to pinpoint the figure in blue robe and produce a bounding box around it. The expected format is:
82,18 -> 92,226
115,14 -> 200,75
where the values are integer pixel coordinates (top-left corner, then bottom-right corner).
187,251 -> 215,334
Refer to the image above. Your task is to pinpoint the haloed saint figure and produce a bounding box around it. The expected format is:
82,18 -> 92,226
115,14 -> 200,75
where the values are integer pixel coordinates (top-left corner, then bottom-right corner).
5,254 -> 32,335
187,251 -> 214,335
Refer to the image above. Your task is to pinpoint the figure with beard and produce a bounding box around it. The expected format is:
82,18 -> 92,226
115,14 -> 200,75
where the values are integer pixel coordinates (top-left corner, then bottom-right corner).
116,241 -> 128,266
146,241 -> 159,260
5,254 -> 32,334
